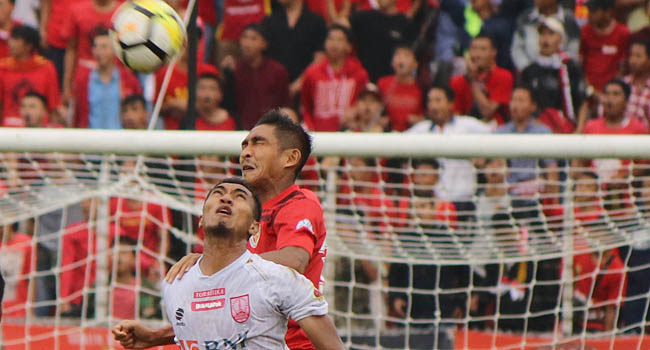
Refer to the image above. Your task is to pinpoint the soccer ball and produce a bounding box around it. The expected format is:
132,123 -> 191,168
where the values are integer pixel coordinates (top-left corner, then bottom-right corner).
111,0 -> 186,73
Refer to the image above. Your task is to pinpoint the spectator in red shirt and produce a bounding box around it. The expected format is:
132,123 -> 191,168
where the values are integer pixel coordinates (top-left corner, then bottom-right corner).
579,0 -> 629,93
624,39 -> 650,124
20,92 -> 64,127
341,83 -> 387,132
229,23 -> 290,130
194,73 -> 237,131
62,0 -> 119,106
155,52 -> 219,130
0,0 -> 15,59
216,0 -> 270,64
301,24 -> 369,131
0,223 -> 32,318
377,45 -> 423,131
74,28 -> 142,129
449,34 -> 513,125
0,25 -> 61,127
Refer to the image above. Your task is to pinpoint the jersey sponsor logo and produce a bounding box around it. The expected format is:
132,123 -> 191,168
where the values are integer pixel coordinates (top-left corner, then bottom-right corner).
191,298 -> 226,311
295,218 -> 314,235
178,331 -> 249,350
249,231 -> 260,248
230,294 -> 250,323
175,308 -> 186,326
194,288 -> 226,299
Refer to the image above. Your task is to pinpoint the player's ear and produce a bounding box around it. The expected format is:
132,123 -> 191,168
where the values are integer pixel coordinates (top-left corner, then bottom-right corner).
248,220 -> 260,237
198,216 -> 204,228
282,148 -> 301,170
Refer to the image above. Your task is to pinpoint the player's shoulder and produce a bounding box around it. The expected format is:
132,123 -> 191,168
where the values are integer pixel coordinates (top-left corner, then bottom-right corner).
243,253 -> 302,284
276,187 -> 323,216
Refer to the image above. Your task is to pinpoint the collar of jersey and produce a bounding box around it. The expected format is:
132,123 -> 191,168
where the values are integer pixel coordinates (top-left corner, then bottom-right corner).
196,250 -> 254,278
262,184 -> 300,210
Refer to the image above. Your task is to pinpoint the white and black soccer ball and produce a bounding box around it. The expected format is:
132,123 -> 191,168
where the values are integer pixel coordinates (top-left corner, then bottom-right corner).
110,0 -> 186,73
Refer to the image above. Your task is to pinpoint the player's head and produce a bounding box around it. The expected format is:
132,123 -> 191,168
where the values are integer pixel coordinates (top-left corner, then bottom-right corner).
484,158 -> 507,185
201,178 -> 262,240
325,24 -> 352,61
9,25 -> 40,58
411,158 -> 440,187
391,44 -> 417,78
196,73 -> 223,113
121,94 -> 149,129
91,27 -> 115,68
20,91 -> 48,127
240,23 -> 268,60
574,171 -> 599,203
587,0 -> 614,28
538,17 -> 564,57
629,39 -> 650,75
241,110 -> 313,186
510,85 -> 537,124
426,86 -> 454,125
601,78 -> 630,121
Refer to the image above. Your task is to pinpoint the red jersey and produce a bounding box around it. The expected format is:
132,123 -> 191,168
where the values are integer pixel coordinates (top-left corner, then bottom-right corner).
449,66 -> 513,125
218,0 -> 270,41
111,281 -> 137,319
247,184 -> 327,350
573,250 -> 627,331
377,75 -> 423,131
301,57 -> 369,131
66,0 -> 120,68
60,222 -> 97,306
74,66 -> 142,128
194,114 -> 237,131
154,62 -> 219,130
110,198 -> 170,271
0,233 -> 31,317
580,22 -> 629,92
583,116 -> 648,135
0,55 -> 61,127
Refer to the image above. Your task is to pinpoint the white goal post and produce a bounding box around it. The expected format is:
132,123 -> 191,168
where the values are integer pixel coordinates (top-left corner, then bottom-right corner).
1,128 -> 649,350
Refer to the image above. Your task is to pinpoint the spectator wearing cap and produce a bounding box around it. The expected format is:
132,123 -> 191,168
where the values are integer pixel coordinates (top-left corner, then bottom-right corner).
74,29 -> 142,129
349,0 -> 416,82
0,25 -> 61,127
519,17 -> 586,133
449,34 -> 513,125
580,0 -> 630,93
262,0 -> 326,96
623,39 -> 650,124
342,83 -> 387,132
223,24 -> 290,130
301,25 -> 369,131
511,0 -> 581,72
377,45 -> 423,132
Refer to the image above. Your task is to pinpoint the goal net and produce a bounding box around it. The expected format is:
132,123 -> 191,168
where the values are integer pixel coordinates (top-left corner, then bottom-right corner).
1,130 -> 649,350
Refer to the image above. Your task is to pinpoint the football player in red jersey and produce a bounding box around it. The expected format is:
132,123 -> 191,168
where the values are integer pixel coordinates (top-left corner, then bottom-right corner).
112,110 -> 329,350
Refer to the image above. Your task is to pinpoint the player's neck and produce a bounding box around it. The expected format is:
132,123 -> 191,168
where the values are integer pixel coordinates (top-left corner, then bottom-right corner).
396,73 -> 414,84
200,236 -> 248,276
253,177 -> 295,203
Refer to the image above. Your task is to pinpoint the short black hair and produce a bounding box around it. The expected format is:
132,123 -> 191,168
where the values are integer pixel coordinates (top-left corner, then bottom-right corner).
198,73 -> 223,92
473,32 -> 495,49
121,94 -> 147,111
392,44 -> 415,57
242,23 -> 268,42
630,39 -> 650,57
412,158 -> 440,170
513,84 -> 537,104
428,85 -> 455,102
91,27 -> 111,47
254,110 -> 313,180
206,177 -> 262,221
604,78 -> 631,100
327,24 -> 353,44
21,91 -> 47,108
10,25 -> 40,53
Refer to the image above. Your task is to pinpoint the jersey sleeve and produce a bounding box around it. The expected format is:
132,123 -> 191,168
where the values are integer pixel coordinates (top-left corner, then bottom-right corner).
274,199 -> 323,256
270,266 -> 329,322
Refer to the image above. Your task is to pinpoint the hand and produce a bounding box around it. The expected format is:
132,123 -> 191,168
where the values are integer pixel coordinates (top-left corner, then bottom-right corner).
465,54 -> 478,80
165,253 -> 201,283
289,79 -> 303,97
111,320 -> 158,349
220,55 -> 236,71
393,298 -> 407,318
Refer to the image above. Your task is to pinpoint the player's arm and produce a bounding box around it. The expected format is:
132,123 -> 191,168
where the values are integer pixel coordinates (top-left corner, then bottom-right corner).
62,37 -> 77,104
112,320 -> 175,349
259,246 -> 310,274
298,314 -> 345,350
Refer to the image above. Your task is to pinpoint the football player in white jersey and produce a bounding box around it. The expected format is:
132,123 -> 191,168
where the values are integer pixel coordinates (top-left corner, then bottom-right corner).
112,178 -> 344,350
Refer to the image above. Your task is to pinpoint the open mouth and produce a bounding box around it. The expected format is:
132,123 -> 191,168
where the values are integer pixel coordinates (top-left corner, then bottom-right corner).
242,164 -> 255,171
216,205 -> 232,215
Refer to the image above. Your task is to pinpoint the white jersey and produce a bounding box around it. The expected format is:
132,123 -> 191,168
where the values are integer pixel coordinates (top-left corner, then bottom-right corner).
162,250 -> 328,350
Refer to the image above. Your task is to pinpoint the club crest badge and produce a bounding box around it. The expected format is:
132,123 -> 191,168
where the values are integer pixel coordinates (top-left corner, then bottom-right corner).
249,231 -> 260,248
230,294 -> 250,323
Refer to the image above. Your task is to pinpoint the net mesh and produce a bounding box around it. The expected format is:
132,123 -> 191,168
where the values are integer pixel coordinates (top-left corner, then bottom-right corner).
1,151 -> 650,350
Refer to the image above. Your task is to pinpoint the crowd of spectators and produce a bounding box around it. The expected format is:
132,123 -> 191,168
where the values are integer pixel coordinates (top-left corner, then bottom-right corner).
0,0 -> 649,341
